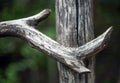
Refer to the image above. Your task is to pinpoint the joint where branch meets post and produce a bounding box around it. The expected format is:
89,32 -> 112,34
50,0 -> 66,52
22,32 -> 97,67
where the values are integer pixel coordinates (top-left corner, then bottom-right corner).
0,9 -> 112,73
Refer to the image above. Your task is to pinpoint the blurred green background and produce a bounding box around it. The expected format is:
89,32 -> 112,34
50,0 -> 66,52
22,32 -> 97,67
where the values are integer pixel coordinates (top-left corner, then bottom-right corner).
0,0 -> 120,83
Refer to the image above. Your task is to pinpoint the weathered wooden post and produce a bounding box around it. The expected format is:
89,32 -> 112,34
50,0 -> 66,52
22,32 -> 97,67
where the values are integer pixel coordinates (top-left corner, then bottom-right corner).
0,2 -> 112,83
55,0 -> 95,83
56,0 -> 112,83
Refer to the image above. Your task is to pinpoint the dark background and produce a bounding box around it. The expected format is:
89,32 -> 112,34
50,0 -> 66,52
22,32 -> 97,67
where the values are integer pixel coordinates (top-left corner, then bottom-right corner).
0,0 -> 119,83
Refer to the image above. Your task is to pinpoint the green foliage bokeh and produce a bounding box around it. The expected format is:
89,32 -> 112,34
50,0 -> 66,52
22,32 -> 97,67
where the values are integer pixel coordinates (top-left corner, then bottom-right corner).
0,0 -> 120,83
0,0 -> 56,83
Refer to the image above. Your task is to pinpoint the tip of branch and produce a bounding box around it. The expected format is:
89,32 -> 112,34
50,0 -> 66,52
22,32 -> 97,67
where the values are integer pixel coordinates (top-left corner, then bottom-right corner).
76,27 -> 113,59
64,58 -> 91,73
103,26 -> 113,43
37,9 -> 51,21
25,9 -> 51,26
74,65 -> 91,73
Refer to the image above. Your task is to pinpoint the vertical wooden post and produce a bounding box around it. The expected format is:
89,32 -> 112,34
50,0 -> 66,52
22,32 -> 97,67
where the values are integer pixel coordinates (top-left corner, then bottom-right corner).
56,0 -> 95,83
0,1 -> 112,83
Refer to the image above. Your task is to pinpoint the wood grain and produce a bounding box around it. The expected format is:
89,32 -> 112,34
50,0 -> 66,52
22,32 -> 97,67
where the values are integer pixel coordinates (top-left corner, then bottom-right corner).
0,8 -> 112,82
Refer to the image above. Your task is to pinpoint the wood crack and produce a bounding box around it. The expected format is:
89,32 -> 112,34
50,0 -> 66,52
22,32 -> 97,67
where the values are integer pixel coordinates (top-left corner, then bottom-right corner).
0,9 -> 112,73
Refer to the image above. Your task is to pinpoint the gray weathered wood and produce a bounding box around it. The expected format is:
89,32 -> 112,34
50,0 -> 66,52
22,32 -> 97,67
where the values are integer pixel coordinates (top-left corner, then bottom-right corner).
0,8 -> 112,82
75,27 -> 112,59
56,0 -> 112,83
55,0 -> 93,82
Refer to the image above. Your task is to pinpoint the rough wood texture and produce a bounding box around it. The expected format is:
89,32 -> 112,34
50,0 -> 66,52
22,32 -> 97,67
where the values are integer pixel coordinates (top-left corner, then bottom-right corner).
0,8 -> 112,81
56,0 -> 93,82
75,0 -> 95,82
56,0 -> 112,83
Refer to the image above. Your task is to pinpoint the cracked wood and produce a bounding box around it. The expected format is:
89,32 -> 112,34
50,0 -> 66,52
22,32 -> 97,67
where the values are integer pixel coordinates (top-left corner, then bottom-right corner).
0,9 -> 112,74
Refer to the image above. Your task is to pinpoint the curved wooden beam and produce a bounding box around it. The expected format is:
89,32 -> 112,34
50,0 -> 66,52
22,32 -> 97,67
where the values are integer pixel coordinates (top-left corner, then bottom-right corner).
0,9 -> 112,73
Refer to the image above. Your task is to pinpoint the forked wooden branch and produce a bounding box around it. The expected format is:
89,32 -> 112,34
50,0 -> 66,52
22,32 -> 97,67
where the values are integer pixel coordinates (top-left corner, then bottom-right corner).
0,9 -> 112,73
